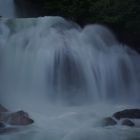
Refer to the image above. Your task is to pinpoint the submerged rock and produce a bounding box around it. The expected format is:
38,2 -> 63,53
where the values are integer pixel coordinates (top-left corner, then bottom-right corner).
113,109 -> 140,120
122,119 -> 135,127
101,117 -> 117,126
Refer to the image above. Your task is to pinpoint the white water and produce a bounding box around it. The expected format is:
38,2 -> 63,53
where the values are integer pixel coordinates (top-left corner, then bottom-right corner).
0,17 -> 140,140
0,0 -> 16,18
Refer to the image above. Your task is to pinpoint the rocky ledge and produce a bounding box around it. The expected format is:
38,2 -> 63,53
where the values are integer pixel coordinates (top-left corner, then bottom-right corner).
0,104 -> 34,134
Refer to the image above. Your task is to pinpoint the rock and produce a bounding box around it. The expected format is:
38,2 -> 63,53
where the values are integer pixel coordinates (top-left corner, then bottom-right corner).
0,104 -> 8,112
113,109 -> 140,120
122,119 -> 135,127
0,112 -> 10,123
0,110 -> 34,126
101,117 -> 117,126
0,127 -> 18,135
0,105 -> 34,135
0,122 -> 5,128
7,111 -> 34,126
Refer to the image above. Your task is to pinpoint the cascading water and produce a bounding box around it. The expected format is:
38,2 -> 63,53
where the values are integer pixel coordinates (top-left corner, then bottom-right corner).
0,17 -> 140,140
0,0 -> 16,18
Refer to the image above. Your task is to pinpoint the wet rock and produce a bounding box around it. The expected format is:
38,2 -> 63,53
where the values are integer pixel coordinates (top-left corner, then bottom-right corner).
0,111 -> 34,135
113,109 -> 140,120
0,104 -> 8,112
7,111 -> 34,126
122,119 -> 135,127
0,110 -> 34,126
0,112 -> 10,123
0,105 -> 34,135
101,117 -> 117,126
0,122 -> 5,128
0,127 -> 18,135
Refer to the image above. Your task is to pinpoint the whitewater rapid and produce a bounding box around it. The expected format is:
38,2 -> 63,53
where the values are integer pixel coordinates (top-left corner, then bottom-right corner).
0,17 -> 140,140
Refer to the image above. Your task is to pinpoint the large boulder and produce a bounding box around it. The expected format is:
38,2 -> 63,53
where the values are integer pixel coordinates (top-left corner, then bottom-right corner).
113,109 -> 140,120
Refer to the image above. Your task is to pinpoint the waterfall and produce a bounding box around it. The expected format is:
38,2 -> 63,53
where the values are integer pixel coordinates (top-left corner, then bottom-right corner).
0,17 -> 140,108
0,17 -> 140,140
0,0 -> 16,18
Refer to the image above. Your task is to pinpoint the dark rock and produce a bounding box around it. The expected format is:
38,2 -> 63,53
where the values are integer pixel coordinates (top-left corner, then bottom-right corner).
0,122 -> 5,128
7,111 -> 34,126
101,117 -> 117,126
122,119 -> 135,127
113,109 -> 140,120
0,110 -> 34,126
0,106 -> 34,135
0,112 -> 9,122
0,104 -> 8,112
0,127 -> 18,135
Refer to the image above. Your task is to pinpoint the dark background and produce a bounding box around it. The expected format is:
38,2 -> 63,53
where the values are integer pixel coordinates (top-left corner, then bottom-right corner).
15,0 -> 140,52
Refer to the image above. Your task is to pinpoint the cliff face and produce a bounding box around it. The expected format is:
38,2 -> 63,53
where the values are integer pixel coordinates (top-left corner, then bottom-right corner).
14,0 -> 140,52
